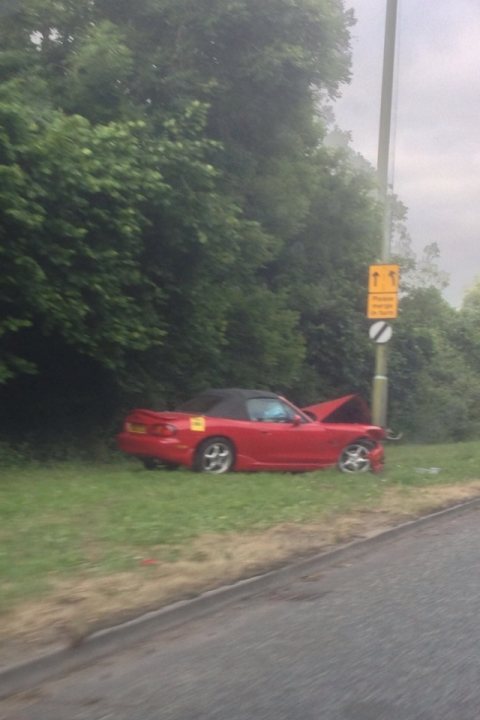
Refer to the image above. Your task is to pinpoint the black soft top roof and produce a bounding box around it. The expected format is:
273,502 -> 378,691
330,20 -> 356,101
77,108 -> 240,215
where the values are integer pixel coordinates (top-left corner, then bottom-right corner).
175,388 -> 279,420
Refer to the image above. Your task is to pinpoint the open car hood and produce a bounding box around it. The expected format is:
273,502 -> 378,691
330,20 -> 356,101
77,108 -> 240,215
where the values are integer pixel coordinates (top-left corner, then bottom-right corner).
302,394 -> 372,424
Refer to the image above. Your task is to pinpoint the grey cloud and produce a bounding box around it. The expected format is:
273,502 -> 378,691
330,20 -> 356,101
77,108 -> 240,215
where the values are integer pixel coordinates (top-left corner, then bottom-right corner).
335,0 -> 480,305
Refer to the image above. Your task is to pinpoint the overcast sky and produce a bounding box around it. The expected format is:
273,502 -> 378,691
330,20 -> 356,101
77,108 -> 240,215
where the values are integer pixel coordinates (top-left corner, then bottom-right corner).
333,0 -> 480,307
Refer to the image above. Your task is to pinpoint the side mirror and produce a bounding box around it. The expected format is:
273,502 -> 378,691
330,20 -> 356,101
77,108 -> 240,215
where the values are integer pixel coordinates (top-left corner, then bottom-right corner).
292,414 -> 303,426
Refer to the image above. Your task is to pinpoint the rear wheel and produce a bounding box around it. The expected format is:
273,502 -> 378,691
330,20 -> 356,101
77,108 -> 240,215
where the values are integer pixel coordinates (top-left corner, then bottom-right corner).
194,437 -> 235,474
338,442 -> 372,474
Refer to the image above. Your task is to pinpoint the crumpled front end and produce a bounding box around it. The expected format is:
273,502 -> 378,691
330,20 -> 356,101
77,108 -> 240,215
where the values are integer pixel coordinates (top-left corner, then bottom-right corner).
304,394 -> 386,474
303,394 -> 373,424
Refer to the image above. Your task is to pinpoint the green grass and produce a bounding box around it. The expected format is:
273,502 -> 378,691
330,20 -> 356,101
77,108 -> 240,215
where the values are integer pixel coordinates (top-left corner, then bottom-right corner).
1,441 -> 479,612
385,441 -> 480,485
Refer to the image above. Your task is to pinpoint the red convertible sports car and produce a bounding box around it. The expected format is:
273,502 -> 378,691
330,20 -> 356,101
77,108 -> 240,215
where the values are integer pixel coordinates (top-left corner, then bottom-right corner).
117,388 -> 385,474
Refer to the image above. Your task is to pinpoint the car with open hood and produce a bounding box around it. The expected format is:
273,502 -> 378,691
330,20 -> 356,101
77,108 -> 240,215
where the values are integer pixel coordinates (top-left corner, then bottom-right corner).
117,388 -> 385,474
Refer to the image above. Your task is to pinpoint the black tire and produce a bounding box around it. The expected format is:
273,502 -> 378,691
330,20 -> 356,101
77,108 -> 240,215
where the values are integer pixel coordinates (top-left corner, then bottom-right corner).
142,458 -> 160,470
142,458 -> 178,471
337,441 -> 372,474
194,437 -> 235,474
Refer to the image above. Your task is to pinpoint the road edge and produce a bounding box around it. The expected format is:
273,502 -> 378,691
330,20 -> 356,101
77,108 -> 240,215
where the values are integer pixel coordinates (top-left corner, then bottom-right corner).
2,495 -> 480,699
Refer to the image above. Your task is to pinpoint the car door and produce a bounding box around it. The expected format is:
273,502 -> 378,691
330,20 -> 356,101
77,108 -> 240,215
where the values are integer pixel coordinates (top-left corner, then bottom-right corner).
244,398 -> 329,466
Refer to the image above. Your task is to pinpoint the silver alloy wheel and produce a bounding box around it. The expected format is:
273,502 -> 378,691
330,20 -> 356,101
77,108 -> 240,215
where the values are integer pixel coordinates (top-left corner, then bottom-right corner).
199,440 -> 234,474
338,443 -> 371,474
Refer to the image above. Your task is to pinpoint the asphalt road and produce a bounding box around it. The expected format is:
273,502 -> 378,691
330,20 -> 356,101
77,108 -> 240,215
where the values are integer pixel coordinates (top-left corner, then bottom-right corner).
3,506 -> 480,720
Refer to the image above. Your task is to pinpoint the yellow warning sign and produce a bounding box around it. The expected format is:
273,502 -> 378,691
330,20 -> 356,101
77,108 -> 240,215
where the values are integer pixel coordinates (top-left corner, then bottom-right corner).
368,264 -> 400,294
190,417 -> 206,432
367,293 -> 398,319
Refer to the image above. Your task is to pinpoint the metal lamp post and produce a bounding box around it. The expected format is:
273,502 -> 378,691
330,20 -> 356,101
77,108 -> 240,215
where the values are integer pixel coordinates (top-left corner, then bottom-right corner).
371,0 -> 399,428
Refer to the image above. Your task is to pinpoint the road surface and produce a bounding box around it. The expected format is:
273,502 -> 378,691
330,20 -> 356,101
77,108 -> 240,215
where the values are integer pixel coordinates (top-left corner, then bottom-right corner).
2,506 -> 480,719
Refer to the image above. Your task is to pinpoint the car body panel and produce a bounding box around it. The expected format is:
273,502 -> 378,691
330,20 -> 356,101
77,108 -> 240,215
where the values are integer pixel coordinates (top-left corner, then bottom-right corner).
303,394 -> 372,424
117,389 -> 385,473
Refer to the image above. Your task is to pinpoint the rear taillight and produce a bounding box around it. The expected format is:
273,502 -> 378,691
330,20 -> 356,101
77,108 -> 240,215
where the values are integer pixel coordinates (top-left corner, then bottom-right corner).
150,423 -> 177,437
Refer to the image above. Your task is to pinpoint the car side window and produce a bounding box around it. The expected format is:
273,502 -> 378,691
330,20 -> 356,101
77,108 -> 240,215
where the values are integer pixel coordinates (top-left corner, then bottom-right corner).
247,398 -> 296,423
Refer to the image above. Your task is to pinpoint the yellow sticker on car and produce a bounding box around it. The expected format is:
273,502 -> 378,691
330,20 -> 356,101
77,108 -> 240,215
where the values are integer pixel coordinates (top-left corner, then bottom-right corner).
190,416 -> 206,432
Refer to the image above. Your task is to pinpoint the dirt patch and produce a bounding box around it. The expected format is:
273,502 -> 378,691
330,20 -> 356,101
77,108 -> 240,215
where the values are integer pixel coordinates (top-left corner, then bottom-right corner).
2,481 -> 480,667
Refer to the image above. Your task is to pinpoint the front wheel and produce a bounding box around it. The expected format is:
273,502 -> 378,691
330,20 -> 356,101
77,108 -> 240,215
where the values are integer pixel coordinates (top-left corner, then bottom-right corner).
338,442 -> 372,474
194,437 -> 235,474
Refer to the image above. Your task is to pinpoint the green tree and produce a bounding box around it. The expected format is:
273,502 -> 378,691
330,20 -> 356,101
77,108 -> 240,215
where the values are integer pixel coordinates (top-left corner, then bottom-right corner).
270,146 -> 382,402
2,0 -> 396,449
388,287 -> 480,442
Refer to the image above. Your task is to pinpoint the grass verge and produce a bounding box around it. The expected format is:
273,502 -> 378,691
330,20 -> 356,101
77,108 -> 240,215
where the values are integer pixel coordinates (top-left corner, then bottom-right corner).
1,441 -> 480,656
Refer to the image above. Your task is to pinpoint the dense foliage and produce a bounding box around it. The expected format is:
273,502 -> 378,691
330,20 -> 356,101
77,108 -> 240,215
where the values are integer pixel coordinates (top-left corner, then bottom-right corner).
0,0 -> 477,450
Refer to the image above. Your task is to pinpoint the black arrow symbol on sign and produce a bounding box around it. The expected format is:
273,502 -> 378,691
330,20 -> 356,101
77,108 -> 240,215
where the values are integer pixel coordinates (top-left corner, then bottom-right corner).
372,271 -> 380,287
389,271 -> 397,287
